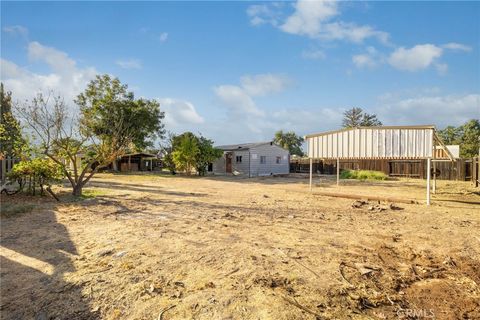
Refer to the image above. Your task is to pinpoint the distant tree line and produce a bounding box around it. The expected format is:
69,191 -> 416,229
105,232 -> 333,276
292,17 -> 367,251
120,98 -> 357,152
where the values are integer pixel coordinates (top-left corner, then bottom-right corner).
438,119 -> 480,158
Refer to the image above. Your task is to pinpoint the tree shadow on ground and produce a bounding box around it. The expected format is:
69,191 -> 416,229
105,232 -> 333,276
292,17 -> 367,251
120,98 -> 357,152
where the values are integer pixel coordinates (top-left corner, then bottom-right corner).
0,201 -> 98,320
86,180 -> 208,197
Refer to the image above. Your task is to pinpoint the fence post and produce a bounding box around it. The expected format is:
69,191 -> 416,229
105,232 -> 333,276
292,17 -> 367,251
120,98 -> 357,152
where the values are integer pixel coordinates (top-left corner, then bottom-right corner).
309,158 -> 313,191
426,158 -> 431,206
336,158 -> 340,186
1,158 -> 5,185
474,157 -> 479,187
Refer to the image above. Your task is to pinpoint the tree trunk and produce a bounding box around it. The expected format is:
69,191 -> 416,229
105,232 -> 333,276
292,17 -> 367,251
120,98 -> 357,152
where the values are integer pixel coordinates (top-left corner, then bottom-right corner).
72,184 -> 83,197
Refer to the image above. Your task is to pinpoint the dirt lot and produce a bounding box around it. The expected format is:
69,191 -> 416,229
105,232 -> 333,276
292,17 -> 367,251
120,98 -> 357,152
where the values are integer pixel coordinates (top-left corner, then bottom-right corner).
1,173 -> 479,320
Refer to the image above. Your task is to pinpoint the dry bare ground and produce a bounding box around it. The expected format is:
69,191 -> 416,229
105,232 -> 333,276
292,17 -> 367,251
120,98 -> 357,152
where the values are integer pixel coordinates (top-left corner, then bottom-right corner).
1,173 -> 479,320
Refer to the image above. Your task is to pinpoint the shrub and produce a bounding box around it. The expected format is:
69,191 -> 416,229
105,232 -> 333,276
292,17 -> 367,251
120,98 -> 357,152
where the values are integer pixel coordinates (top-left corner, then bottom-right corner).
340,169 -> 387,181
8,158 -> 64,195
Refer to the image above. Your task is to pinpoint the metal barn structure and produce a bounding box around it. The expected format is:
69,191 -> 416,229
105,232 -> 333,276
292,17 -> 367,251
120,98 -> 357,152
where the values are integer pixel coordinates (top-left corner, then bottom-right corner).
305,125 -> 455,205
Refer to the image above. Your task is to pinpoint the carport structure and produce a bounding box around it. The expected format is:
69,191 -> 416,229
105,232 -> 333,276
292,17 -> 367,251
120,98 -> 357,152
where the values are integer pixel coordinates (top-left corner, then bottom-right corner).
305,125 -> 455,205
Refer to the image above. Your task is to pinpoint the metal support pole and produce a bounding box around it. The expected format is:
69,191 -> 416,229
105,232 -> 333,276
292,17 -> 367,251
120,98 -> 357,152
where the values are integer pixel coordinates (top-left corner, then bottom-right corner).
336,158 -> 340,186
426,158 -> 431,206
433,160 -> 436,194
309,158 -> 313,191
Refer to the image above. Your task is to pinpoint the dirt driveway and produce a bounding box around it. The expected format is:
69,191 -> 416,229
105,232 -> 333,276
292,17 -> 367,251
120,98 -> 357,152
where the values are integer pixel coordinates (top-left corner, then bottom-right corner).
1,173 -> 479,319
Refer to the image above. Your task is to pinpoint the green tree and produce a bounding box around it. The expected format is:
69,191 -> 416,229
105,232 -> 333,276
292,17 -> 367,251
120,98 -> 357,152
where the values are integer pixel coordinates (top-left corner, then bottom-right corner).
273,130 -> 304,156
438,125 -> 462,145
360,112 -> 382,127
438,120 -> 480,158
195,135 -> 223,176
76,74 -> 165,151
0,83 -> 27,158
17,75 -> 165,196
459,119 -> 480,158
160,132 -> 178,174
342,107 -> 382,128
172,132 -> 199,175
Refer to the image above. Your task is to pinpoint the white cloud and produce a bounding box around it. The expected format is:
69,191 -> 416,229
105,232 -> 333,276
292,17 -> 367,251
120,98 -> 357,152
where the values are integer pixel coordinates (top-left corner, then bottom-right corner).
250,0 -> 389,44
352,46 -> 381,68
271,107 -> 343,134
210,73 -> 346,143
214,85 -> 264,117
352,54 -> 375,68
116,59 -> 142,69
213,73 -> 291,119
1,41 -> 97,104
280,0 -> 338,37
246,2 -> 285,26
2,25 -> 28,37
157,98 -> 204,128
212,74 -> 295,140
442,42 -> 472,52
301,49 -> 326,60
240,73 -> 292,96
159,32 -> 168,42
388,44 -> 443,72
319,21 -> 389,44
28,41 -> 76,73
375,93 -> 480,128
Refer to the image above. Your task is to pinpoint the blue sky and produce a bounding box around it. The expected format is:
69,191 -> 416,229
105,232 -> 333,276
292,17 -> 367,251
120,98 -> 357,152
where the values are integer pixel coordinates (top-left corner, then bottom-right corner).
1,1 -> 479,145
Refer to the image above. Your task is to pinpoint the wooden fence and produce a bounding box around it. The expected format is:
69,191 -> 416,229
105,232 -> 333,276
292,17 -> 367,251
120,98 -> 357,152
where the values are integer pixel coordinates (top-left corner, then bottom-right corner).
290,158 -> 478,183
0,156 -> 20,184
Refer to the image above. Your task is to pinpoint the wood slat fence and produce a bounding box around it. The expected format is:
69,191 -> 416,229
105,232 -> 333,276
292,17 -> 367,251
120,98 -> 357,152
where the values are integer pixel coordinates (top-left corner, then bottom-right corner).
290,158 -> 479,183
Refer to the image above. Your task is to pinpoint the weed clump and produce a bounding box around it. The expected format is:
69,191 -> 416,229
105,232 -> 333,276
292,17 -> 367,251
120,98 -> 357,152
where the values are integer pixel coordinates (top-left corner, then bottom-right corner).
340,169 -> 387,181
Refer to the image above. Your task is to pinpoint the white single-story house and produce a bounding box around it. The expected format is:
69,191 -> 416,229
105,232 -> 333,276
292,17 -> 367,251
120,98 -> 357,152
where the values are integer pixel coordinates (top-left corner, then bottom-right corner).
210,141 -> 290,177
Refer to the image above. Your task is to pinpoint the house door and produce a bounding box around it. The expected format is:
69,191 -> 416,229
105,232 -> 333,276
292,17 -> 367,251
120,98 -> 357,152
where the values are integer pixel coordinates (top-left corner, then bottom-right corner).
226,153 -> 233,173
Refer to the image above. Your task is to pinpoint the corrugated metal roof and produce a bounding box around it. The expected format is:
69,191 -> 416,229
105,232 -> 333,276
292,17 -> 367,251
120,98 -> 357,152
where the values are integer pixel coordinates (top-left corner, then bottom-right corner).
305,125 -> 435,139
215,141 -> 275,151
305,126 -> 455,161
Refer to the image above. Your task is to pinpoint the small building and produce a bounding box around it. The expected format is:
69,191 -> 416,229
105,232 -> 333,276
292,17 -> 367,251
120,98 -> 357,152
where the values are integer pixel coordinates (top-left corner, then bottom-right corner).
211,141 -> 290,177
113,153 -> 159,172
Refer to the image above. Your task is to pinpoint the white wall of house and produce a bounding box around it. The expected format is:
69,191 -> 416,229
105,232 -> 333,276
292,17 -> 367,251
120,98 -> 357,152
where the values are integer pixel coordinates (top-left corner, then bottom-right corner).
249,144 -> 289,176
212,143 -> 289,177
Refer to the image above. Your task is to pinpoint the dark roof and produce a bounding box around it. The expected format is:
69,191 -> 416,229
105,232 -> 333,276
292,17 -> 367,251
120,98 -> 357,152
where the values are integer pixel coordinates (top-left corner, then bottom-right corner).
215,141 -> 276,151
121,152 -> 157,158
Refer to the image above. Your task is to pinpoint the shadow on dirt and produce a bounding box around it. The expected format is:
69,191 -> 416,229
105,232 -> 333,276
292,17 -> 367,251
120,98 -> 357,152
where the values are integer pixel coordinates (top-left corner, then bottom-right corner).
0,202 -> 98,319
86,180 -> 208,197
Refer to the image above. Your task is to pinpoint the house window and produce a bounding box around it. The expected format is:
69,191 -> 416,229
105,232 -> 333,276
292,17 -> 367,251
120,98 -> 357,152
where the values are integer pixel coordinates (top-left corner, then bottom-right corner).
236,156 -> 242,163
276,156 -> 281,164
260,156 -> 266,164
